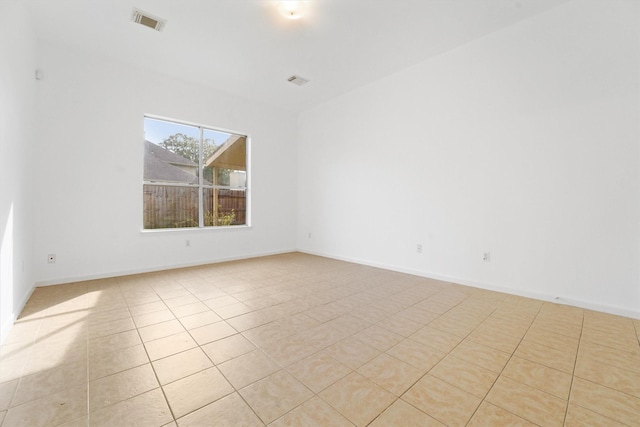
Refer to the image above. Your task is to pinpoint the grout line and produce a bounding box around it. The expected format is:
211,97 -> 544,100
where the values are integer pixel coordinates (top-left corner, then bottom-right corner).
562,311 -> 585,426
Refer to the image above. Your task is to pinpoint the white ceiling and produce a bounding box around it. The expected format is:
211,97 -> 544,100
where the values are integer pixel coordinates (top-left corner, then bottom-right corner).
26,0 -> 570,112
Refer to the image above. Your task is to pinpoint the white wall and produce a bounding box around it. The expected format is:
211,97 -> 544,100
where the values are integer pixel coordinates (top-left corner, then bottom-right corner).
297,0 -> 640,317
34,43 -> 298,285
0,1 -> 37,341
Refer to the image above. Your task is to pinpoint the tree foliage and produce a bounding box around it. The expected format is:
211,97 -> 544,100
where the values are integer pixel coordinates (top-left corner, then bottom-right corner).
160,133 -> 219,164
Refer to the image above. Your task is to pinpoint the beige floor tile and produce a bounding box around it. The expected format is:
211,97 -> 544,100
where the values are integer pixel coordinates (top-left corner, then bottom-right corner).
403,375 -> 481,427
215,302 -> 254,319
467,401 -> 537,426
242,322 -> 296,348
467,327 -> 521,354
0,340 -> 32,361
575,357 -> 640,398
178,310 -> 222,330
322,337 -> 381,370
10,253 -> 640,427
287,352 -> 351,393
395,306 -> 440,325
428,316 -> 477,338
170,302 -> 209,318
0,355 -> 27,383
269,396 -> 353,427
201,333 -> 256,364
163,367 -> 233,418
570,377 -> 640,426
2,321 -> 41,346
0,379 -> 18,410
299,323 -> 351,349
319,372 -> 395,427
132,309 -> 175,328
138,319 -> 185,342
12,359 -> 87,407
385,338 -> 446,373
578,341 -> 640,374
529,318 -> 582,340
177,392 -> 263,427
261,336 -> 324,367
152,347 -> 213,385
189,321 -> 237,345
22,341 -> 87,376
353,325 -> 403,352
369,399 -> 444,426
218,350 -> 281,389
88,317 -> 135,340
357,353 -> 423,396
56,416 -> 89,427
204,295 -> 240,309
163,294 -> 199,308
450,339 -> 510,373
89,363 -> 158,411
89,344 -> 149,380
525,327 -> 579,349
429,355 -> 497,398
409,325 -> 463,353
564,403 -> 628,426
227,311 -> 271,331
2,383 -> 87,427
88,329 -> 140,357
514,340 -> 577,373
581,327 -> 640,353
481,317 -> 530,339
486,376 -> 567,427
240,370 -> 313,424
144,331 -> 198,361
502,356 -> 572,399
89,388 -> 172,427
376,315 -> 423,337
128,300 -> 167,317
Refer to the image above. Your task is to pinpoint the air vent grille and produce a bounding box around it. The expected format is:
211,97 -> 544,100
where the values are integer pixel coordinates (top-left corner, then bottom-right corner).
131,8 -> 166,32
288,75 -> 310,86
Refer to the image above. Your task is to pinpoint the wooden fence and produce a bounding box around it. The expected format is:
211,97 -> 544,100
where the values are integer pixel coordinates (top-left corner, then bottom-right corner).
143,185 -> 246,229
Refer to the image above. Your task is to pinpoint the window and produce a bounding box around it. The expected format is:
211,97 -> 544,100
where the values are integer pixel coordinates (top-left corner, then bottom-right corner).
143,116 -> 248,229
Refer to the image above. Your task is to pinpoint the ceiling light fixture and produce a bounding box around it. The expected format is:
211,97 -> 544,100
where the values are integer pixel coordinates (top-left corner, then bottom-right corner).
278,1 -> 308,20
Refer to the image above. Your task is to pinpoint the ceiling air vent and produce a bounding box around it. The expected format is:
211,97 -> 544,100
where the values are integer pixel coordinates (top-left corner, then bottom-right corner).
288,75 -> 310,86
131,8 -> 166,32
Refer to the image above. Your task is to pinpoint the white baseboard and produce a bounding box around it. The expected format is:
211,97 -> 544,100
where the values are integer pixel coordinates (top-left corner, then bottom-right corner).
34,249 -> 297,287
299,249 -> 640,320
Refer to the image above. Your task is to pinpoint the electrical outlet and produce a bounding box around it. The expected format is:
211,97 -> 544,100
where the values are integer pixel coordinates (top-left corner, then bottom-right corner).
416,244 -> 422,253
308,232 -> 311,239
186,240 -> 190,247
483,252 -> 491,262
47,254 -> 56,264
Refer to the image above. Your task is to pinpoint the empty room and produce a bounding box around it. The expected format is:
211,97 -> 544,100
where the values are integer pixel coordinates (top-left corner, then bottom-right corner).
0,0 -> 639,425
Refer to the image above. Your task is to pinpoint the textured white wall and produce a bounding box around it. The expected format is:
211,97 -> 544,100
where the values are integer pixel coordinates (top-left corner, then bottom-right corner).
33,43 -> 298,284
0,1 -> 37,341
297,0 -> 640,317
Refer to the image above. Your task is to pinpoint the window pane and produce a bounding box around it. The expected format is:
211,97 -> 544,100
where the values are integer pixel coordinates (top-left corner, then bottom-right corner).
143,185 -> 199,229
203,188 -> 247,226
144,118 -> 200,185
202,129 -> 247,188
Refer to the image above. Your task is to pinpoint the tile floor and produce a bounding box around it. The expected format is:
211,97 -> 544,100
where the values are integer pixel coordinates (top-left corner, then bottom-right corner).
0,252 -> 639,426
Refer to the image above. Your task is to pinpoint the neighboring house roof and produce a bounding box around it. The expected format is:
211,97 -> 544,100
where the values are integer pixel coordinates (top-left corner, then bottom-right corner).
145,140 -> 197,167
144,140 -> 199,184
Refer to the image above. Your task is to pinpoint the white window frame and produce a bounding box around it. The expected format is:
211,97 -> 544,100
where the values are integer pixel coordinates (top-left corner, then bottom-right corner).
142,115 -> 251,230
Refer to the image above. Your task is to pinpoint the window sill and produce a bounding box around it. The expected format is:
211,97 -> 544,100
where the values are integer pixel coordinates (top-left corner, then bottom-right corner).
140,225 -> 252,234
